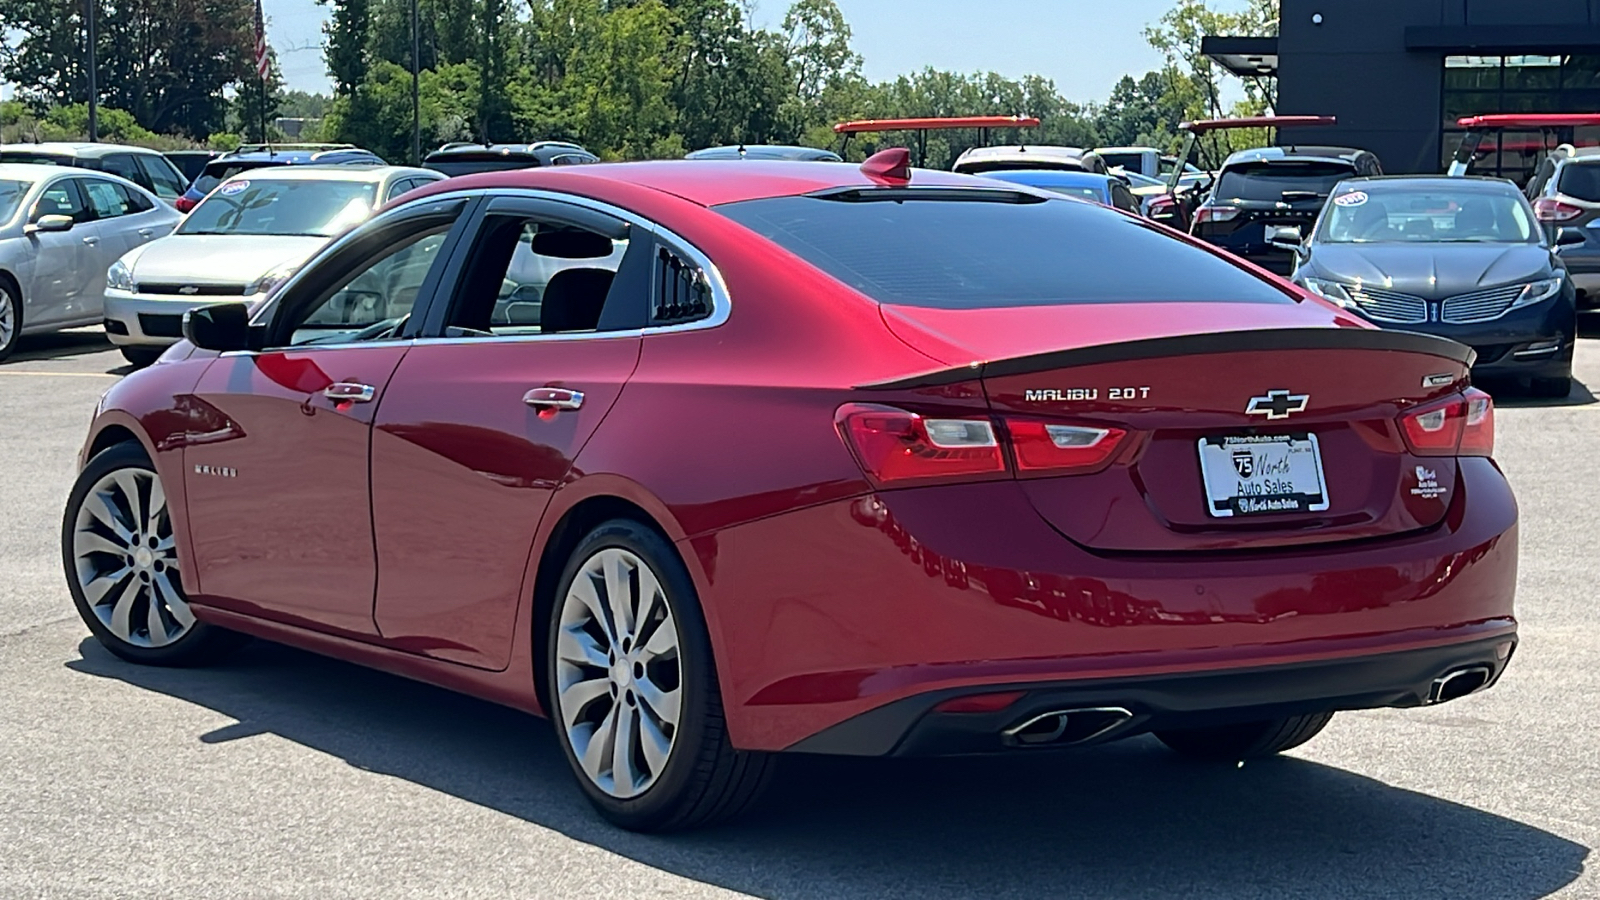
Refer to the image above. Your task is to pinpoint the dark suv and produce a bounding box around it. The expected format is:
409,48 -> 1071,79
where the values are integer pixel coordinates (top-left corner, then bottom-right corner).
0,142 -> 190,206
176,144 -> 386,211
1191,146 -> 1382,275
422,141 -> 598,176
1524,145 -> 1600,307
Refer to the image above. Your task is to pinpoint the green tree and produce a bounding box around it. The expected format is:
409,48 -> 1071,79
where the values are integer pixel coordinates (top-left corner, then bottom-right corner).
320,0 -> 370,97
1144,0 -> 1279,155
229,53 -> 287,143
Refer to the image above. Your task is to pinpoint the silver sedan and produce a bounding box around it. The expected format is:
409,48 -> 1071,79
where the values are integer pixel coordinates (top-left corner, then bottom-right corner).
0,163 -> 179,361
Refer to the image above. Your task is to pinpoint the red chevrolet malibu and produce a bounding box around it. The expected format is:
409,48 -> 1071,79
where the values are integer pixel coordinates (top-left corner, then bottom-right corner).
63,151 -> 1518,831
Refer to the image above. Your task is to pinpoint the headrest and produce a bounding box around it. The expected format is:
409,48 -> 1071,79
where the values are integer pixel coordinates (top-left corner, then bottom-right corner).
530,228 -> 613,259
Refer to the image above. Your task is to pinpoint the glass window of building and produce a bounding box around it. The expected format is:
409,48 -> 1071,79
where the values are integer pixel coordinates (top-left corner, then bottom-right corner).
1441,54 -> 1600,183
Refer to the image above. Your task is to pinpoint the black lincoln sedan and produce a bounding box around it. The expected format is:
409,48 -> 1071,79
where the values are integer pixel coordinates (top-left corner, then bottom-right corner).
1279,176 -> 1580,397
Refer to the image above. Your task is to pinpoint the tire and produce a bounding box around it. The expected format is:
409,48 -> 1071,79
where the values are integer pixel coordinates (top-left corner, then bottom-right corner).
1155,711 -> 1334,761
61,441 -> 246,666
1529,376 -> 1572,399
545,518 -> 773,831
119,346 -> 164,368
0,277 -> 21,362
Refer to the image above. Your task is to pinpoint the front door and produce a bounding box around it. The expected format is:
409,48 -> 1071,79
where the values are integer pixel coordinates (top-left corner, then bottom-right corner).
370,197 -> 648,668
20,177 -> 93,328
184,210 -> 463,636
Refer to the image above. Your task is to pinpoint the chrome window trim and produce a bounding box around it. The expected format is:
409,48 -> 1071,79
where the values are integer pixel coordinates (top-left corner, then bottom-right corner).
245,185 -> 732,347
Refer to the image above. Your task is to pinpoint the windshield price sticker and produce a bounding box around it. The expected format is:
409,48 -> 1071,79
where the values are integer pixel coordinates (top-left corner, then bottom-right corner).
219,180 -> 249,195
1197,433 -> 1330,518
1333,191 -> 1368,207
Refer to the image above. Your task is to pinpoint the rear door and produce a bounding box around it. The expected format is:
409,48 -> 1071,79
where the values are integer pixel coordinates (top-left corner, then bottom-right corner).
368,194 -> 647,668
184,198 -> 469,636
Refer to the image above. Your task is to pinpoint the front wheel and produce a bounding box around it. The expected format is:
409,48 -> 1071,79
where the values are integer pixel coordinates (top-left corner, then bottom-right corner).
1155,711 -> 1334,761
119,346 -> 164,368
0,279 -> 21,362
62,441 -> 246,666
546,519 -> 773,831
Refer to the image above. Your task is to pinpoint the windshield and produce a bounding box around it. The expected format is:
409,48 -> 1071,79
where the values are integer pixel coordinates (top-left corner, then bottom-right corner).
1216,161 -> 1355,202
1319,185 -> 1538,244
179,178 -> 377,237
0,179 -> 32,223
715,194 -> 1292,309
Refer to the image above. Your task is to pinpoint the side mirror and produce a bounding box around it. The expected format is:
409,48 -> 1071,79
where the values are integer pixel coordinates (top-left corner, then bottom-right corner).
24,214 -> 74,235
182,302 -> 254,353
1266,225 -> 1305,252
1556,227 -> 1586,247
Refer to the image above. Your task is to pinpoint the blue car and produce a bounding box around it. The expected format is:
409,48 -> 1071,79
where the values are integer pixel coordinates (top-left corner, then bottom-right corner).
980,169 -> 1142,214
175,143 -> 385,212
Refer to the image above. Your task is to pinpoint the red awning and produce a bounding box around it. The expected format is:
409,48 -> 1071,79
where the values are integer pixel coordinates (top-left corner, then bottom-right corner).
833,116 -> 1041,134
1456,114 -> 1600,130
1180,115 -> 1337,133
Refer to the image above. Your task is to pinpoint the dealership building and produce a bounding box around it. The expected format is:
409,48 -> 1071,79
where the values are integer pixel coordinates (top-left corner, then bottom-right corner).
1204,0 -> 1600,181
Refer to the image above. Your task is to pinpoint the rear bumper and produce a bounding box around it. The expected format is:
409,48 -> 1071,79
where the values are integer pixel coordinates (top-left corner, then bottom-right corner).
696,458 -> 1519,752
791,633 -> 1516,756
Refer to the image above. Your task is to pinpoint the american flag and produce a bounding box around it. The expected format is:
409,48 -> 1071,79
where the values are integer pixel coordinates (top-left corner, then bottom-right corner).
253,0 -> 270,80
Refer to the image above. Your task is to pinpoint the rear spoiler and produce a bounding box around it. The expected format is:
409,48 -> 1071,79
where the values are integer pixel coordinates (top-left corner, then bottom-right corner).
857,327 -> 1475,391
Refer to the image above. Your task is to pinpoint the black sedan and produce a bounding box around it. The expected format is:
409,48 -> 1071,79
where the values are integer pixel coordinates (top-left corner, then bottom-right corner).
1277,176 -> 1580,397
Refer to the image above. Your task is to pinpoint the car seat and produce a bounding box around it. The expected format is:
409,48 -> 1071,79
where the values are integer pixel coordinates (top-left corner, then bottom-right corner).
1454,199 -> 1497,239
539,269 -> 615,332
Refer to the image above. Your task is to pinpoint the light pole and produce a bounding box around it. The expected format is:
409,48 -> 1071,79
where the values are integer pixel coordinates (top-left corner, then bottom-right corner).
84,0 -> 97,141
411,0 -> 420,165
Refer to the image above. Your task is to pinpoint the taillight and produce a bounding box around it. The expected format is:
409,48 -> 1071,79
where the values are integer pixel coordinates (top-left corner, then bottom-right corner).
836,404 -> 1131,486
174,195 -> 196,213
1398,388 -> 1494,457
1008,421 -> 1127,474
1193,205 -> 1240,225
1147,195 -> 1177,215
1534,197 -> 1584,222
835,404 -> 1006,486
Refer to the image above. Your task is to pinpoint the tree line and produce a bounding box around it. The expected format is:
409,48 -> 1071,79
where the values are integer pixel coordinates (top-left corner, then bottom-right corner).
0,0 -> 1277,166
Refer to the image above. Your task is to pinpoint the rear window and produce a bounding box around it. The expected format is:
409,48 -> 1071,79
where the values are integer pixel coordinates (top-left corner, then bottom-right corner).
1558,161 -> 1600,202
0,152 -> 70,167
194,161 -> 277,195
1097,153 -> 1144,172
423,157 -> 540,176
1216,161 -> 1355,202
715,193 -> 1293,309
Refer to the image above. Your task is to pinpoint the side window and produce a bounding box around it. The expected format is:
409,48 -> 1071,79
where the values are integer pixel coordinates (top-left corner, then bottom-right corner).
101,153 -> 149,189
442,215 -> 630,336
116,183 -> 156,213
32,180 -> 89,223
83,179 -> 132,219
136,156 -> 188,199
288,229 -> 450,345
652,244 -> 712,326
384,177 -> 417,203
1111,183 -> 1139,213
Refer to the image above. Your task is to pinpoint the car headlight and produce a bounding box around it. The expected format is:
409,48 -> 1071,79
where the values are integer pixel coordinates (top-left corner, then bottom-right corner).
106,260 -> 135,292
246,262 -> 300,297
1302,276 -> 1357,308
1510,276 -> 1564,309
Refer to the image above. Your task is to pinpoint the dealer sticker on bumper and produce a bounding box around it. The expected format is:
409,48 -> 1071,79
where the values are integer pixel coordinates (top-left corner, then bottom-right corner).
1198,433 -> 1330,518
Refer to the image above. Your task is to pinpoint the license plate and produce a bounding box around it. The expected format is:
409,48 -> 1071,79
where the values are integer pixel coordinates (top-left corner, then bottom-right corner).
1197,433 -> 1330,518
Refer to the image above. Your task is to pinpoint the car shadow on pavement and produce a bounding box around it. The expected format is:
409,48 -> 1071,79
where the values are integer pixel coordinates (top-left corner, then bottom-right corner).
68,638 -> 1587,900
3,329 -> 130,373
1476,375 -> 1597,408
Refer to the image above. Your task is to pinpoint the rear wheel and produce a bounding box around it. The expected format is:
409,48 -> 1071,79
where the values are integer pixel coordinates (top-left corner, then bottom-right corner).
0,279 -> 21,362
1529,376 -> 1572,399
119,346 -> 163,368
62,442 -> 246,666
546,519 -> 773,831
1154,711 -> 1333,761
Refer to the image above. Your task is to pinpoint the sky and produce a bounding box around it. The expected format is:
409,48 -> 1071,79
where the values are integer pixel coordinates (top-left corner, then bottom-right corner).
266,0 -> 1250,105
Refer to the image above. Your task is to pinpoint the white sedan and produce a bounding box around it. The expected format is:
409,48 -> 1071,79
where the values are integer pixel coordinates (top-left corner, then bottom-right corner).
0,163 -> 178,362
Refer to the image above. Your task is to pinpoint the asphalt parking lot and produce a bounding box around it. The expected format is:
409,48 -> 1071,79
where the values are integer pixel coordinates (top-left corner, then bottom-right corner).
0,329 -> 1596,899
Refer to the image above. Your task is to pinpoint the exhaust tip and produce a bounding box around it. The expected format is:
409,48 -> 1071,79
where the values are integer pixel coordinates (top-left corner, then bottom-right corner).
1002,707 -> 1133,747
1428,665 -> 1493,704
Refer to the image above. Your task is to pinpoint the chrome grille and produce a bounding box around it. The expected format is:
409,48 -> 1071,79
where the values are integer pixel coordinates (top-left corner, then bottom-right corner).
1441,284 -> 1526,324
136,283 -> 249,296
1346,286 -> 1428,324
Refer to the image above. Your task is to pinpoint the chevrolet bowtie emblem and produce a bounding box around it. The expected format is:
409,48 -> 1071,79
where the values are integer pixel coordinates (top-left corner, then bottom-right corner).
178,285 -> 199,295
1245,389 -> 1310,420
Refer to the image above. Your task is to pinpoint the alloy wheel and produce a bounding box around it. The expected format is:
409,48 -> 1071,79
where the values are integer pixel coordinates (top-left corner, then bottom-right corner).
554,547 -> 683,799
70,467 -> 193,648
0,287 -> 15,350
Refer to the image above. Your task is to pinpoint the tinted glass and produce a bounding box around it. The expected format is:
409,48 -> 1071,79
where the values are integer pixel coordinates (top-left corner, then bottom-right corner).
1319,185 -> 1537,244
100,153 -> 148,187
0,151 -> 71,167
193,161 -> 275,195
716,194 -> 1292,309
1038,186 -> 1104,202
180,179 -> 377,237
33,180 -> 89,223
1558,161 -> 1600,202
294,230 -> 448,344
1097,153 -> 1143,172
0,179 -> 31,223
444,218 -> 628,336
82,179 -> 133,219
423,158 -> 538,176
117,182 -> 155,213
1215,161 -> 1355,202
137,155 -> 189,199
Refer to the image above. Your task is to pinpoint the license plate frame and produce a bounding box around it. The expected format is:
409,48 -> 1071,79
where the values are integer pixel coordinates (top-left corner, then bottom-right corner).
1197,433 -> 1330,518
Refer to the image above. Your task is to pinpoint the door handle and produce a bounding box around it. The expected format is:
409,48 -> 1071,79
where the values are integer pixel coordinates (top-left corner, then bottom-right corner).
82,236 -> 99,245
523,387 -> 584,410
322,382 -> 376,403
137,228 -> 153,238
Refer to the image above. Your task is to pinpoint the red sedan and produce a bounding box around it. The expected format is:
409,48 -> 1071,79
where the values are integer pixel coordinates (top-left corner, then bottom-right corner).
63,151 -> 1518,831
